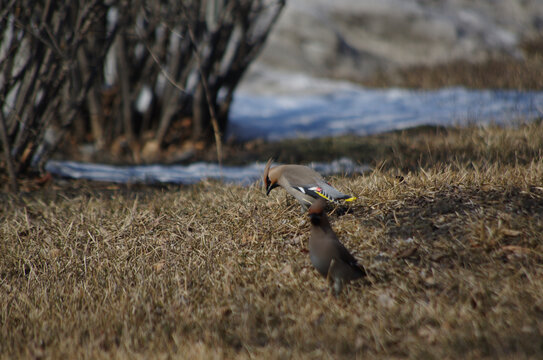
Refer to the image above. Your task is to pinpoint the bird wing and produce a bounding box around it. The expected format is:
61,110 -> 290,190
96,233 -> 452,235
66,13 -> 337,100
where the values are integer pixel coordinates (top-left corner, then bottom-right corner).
315,180 -> 355,201
292,181 -> 356,202
335,240 -> 359,266
280,165 -> 356,202
333,238 -> 366,277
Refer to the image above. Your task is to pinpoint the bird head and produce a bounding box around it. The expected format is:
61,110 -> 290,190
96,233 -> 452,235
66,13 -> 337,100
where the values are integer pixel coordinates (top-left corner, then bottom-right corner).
263,158 -> 279,195
308,198 -> 326,225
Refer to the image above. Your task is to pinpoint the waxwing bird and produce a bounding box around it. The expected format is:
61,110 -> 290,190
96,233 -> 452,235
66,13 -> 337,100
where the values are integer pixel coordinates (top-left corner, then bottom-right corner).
307,199 -> 366,295
263,159 -> 356,210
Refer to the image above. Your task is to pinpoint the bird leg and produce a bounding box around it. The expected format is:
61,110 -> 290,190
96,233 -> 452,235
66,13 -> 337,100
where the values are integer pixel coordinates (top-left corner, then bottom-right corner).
327,259 -> 343,296
333,279 -> 344,296
326,259 -> 335,284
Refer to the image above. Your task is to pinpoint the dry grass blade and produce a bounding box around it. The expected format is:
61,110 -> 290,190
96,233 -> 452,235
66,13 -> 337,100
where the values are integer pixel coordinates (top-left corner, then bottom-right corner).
2,123 -> 543,358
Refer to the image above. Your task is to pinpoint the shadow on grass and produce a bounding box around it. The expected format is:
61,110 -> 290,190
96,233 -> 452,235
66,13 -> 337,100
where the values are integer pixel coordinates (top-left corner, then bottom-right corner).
227,121 -> 543,173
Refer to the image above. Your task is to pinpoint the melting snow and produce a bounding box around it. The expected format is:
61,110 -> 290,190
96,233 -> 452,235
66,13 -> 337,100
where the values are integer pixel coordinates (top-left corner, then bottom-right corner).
46,72 -> 543,185
228,72 -> 543,141
45,158 -> 370,185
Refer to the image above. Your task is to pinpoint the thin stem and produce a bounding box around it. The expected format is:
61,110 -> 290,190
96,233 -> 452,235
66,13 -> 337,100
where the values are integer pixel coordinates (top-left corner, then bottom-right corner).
181,7 -> 223,168
0,110 -> 19,192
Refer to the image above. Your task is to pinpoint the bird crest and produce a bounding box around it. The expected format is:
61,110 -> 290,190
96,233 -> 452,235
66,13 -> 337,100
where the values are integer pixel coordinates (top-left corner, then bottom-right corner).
263,158 -> 274,190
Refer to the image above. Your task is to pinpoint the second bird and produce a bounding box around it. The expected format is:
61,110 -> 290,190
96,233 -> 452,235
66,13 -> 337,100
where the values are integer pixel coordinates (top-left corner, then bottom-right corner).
307,199 -> 366,295
263,159 -> 356,210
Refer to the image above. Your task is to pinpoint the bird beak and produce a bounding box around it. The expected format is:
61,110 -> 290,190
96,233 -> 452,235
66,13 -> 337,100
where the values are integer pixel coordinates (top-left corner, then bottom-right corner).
266,182 -> 277,196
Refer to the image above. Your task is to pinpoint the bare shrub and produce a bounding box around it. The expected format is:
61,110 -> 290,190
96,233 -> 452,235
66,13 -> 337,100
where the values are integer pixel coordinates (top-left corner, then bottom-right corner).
0,0 -> 284,184
0,0 -> 114,177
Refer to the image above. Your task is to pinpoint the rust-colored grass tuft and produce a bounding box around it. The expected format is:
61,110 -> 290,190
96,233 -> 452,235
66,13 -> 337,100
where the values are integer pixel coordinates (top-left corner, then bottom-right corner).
2,123 -> 543,358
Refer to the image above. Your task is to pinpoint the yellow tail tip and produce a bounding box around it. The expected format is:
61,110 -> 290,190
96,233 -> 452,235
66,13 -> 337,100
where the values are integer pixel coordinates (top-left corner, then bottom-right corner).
344,196 -> 357,202
316,192 -> 331,201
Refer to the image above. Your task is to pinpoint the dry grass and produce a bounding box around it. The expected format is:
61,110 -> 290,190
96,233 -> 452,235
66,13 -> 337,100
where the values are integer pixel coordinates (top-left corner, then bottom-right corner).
2,123 -> 543,359
362,38 -> 543,90
235,121 -> 543,172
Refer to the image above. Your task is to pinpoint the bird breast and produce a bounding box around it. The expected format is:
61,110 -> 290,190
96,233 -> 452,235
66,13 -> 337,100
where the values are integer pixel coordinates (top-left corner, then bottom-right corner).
309,251 -> 330,277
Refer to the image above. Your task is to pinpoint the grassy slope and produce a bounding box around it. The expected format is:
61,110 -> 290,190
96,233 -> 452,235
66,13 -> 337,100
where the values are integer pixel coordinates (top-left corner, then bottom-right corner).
2,123 -> 543,359
362,38 -> 543,90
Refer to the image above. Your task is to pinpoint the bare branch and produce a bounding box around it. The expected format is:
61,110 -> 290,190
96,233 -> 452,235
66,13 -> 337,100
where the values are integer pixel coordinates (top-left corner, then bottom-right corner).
0,110 -> 18,192
134,24 -> 186,94
181,4 -> 224,166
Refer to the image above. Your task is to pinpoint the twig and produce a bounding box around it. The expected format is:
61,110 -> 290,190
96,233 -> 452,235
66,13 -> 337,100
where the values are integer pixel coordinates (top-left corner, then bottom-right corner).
0,110 -> 18,192
134,24 -> 186,94
180,6 -> 223,168
115,30 -> 135,144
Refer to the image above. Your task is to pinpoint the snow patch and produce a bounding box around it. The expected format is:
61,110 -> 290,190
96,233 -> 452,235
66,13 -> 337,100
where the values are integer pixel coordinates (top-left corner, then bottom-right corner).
45,158 -> 370,186
228,73 -> 543,141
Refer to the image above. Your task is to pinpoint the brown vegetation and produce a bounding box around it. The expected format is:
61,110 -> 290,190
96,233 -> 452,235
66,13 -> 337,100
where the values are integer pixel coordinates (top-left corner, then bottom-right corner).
363,37 -> 543,90
2,123 -> 543,358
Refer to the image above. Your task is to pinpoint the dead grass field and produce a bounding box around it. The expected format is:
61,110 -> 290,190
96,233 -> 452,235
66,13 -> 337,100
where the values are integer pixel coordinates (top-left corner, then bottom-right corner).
2,122 -> 543,359
362,38 -> 543,90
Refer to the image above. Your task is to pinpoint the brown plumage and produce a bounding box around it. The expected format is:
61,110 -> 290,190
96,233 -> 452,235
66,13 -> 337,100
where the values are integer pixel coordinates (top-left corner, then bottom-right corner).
263,159 -> 356,210
307,199 -> 366,295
